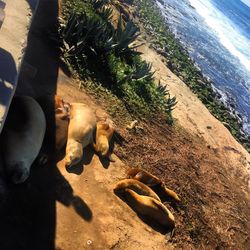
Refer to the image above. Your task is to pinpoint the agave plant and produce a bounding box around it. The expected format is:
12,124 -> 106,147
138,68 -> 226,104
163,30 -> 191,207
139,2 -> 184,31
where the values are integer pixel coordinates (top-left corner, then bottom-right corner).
113,16 -> 140,55
156,81 -> 169,96
92,0 -> 110,10
131,61 -> 154,82
99,6 -> 113,21
155,82 -> 177,112
61,12 -> 113,60
164,95 -> 177,113
60,13 -> 86,63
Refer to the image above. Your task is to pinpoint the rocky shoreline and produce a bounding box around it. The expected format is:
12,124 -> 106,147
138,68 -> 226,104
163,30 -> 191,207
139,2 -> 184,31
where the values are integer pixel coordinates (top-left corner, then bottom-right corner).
124,0 -> 250,152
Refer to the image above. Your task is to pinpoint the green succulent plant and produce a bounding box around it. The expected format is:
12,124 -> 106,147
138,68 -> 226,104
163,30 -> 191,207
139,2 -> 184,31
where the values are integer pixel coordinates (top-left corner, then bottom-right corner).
60,0 -> 178,124
92,0 -> 110,10
131,61 -> 154,82
99,6 -> 113,21
113,16 -> 140,55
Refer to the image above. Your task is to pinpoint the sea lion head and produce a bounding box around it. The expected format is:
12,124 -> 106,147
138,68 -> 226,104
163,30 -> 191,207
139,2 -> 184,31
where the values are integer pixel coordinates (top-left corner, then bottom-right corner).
6,161 -> 30,184
65,154 -> 81,168
64,145 -> 83,168
97,141 -> 109,157
55,95 -> 71,118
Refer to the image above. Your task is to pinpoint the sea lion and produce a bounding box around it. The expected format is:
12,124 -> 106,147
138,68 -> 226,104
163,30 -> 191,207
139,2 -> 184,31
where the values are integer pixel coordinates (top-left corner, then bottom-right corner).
54,95 -> 70,153
55,95 -> 70,118
114,179 -> 161,202
127,168 -> 180,202
124,188 -> 175,229
127,168 -> 162,186
0,96 -> 46,184
93,120 -> 115,160
95,108 -> 108,122
64,103 -> 96,168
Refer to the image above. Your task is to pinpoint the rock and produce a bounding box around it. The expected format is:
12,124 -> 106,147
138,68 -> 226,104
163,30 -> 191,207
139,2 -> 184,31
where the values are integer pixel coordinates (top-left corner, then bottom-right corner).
126,120 -> 138,130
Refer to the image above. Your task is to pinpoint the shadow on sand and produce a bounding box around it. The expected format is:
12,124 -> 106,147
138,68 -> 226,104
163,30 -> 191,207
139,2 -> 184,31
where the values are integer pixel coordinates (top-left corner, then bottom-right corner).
26,0 -> 38,13
66,146 -> 95,175
0,1 -> 92,250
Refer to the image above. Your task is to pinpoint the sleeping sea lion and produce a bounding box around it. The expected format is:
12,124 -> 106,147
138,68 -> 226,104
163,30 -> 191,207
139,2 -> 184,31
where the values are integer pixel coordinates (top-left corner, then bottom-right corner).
55,95 -> 70,118
0,96 -> 46,184
95,108 -> 108,122
124,188 -> 175,229
127,168 -> 162,186
114,179 -> 161,202
64,103 -> 96,168
54,95 -> 70,153
127,168 -> 180,202
93,120 -> 115,160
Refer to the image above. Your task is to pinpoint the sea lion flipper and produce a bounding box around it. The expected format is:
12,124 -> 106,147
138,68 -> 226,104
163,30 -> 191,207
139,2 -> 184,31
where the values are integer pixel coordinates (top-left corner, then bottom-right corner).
107,154 -> 115,162
152,199 -> 164,211
162,185 -> 181,202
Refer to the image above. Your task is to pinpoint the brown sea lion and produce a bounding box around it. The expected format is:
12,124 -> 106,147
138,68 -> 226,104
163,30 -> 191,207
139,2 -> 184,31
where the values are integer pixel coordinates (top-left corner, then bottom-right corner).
65,103 -> 96,168
114,179 -> 161,202
124,188 -> 175,229
127,168 -> 180,202
95,108 -> 108,122
54,95 -> 70,153
55,95 -> 70,118
127,168 -> 162,186
93,120 -> 115,160
0,96 -> 46,184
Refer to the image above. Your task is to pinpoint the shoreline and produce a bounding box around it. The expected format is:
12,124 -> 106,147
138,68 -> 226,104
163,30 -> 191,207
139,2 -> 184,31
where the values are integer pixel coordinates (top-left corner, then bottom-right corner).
129,0 -> 250,152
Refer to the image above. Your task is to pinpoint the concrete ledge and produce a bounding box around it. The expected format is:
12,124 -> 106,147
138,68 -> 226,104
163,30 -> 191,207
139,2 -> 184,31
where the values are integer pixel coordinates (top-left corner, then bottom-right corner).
0,1 -> 5,29
0,0 -> 39,134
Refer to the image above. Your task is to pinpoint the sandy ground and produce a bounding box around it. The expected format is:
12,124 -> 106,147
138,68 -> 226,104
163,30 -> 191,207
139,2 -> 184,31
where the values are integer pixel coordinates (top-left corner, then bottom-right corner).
55,76 -> 172,250
138,44 -> 250,182
0,0 -> 250,250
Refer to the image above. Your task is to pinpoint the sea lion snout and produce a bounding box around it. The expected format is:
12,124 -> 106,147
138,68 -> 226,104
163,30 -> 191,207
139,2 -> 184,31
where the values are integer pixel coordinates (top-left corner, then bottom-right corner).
8,164 -> 29,184
64,153 -> 81,168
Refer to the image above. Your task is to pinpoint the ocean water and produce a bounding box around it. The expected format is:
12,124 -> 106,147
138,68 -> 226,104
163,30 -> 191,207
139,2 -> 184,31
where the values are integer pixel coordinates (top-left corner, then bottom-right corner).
156,0 -> 250,134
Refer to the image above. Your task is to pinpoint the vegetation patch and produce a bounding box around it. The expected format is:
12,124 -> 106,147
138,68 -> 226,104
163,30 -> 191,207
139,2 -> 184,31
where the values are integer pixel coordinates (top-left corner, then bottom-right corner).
132,0 -> 250,152
60,0 -> 176,123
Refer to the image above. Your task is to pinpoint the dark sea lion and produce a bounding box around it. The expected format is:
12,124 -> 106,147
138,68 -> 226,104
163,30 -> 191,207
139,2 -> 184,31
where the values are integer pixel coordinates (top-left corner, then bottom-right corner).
114,179 -> 161,202
127,168 -> 180,202
65,103 -> 96,168
124,188 -> 175,229
0,96 -> 46,184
